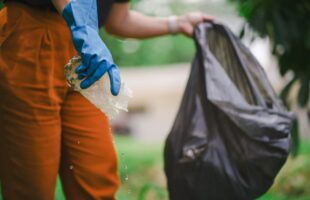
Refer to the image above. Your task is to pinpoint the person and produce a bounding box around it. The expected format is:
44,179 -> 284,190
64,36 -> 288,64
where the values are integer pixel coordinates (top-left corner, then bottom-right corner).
0,0 -> 212,199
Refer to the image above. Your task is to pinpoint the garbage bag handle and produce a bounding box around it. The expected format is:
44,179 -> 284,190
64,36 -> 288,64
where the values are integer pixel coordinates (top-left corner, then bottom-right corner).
193,22 -> 268,108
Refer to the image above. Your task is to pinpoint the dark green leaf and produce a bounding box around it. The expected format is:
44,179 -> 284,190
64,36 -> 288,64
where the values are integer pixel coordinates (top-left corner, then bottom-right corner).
306,27 -> 310,48
249,9 -> 268,37
239,1 -> 254,20
278,54 -> 291,76
272,10 -> 289,50
297,78 -> 310,107
138,184 -> 152,200
239,24 -> 246,39
290,119 -> 299,157
138,183 -> 166,200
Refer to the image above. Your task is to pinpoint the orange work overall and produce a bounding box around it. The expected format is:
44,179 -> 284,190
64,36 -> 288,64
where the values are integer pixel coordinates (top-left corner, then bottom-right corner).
0,2 -> 119,200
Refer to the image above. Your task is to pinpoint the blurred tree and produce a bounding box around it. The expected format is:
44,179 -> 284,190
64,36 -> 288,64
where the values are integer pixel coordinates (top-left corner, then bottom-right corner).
100,29 -> 195,67
230,0 -> 310,155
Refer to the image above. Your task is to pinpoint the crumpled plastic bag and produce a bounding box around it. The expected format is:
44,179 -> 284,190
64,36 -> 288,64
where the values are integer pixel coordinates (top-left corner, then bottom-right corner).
64,56 -> 132,120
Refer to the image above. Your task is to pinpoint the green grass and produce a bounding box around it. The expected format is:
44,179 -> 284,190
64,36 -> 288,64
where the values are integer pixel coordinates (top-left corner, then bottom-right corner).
117,137 -> 310,200
115,136 -> 167,200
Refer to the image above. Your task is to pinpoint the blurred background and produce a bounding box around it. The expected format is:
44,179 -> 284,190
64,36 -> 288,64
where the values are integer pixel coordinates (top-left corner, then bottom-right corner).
1,0 -> 309,199
102,0 -> 310,199
104,0 -> 310,199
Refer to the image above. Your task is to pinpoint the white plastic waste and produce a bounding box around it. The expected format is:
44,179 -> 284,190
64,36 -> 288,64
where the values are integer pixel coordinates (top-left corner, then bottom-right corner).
64,56 -> 132,120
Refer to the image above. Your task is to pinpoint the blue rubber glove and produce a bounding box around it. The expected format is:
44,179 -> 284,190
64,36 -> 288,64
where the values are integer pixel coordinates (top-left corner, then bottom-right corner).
62,0 -> 121,96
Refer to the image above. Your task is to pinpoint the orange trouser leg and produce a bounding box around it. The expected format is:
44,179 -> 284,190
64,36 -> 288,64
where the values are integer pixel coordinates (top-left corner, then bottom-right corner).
0,3 -> 66,200
60,91 -> 119,200
0,2 -> 119,200
0,99 -> 61,200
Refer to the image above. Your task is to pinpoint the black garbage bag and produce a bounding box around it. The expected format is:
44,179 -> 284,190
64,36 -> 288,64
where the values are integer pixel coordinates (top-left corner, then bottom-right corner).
164,22 -> 294,200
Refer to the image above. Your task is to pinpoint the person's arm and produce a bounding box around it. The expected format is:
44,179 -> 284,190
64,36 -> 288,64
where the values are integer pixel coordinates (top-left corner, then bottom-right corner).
105,3 -> 213,38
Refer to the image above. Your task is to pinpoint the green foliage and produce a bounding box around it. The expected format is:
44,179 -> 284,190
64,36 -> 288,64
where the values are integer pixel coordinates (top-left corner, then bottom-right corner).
100,29 -> 195,67
230,0 -> 310,154
290,119 -> 300,157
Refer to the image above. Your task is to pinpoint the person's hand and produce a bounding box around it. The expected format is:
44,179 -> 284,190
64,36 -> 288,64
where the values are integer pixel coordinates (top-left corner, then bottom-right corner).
177,12 -> 214,37
62,0 -> 121,96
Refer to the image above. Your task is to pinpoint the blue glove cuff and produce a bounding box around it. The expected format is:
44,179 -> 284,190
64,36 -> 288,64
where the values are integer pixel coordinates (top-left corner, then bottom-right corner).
62,0 -> 99,31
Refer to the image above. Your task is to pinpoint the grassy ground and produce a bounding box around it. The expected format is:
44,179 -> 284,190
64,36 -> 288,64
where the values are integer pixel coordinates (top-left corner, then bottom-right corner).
114,137 -> 310,200
115,137 -> 166,200
115,137 -> 310,200
1,137 -> 310,200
